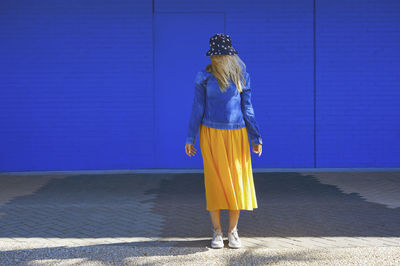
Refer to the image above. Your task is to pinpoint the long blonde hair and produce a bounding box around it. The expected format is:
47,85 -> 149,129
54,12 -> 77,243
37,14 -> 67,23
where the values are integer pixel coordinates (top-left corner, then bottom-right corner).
205,54 -> 247,93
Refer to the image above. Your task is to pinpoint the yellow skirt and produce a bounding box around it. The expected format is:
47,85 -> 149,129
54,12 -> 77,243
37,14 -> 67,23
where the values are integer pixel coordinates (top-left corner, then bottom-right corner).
199,124 -> 258,211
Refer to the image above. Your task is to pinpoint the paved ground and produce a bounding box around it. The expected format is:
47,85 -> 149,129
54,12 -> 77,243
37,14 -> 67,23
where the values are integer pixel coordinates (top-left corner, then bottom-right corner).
0,170 -> 399,265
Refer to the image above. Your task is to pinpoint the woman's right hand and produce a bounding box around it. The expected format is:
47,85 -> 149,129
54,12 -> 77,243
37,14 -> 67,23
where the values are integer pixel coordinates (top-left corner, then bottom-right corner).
185,144 -> 197,157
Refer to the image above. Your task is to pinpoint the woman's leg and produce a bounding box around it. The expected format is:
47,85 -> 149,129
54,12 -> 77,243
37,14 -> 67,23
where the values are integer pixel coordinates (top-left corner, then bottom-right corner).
209,210 -> 221,230
228,210 -> 240,232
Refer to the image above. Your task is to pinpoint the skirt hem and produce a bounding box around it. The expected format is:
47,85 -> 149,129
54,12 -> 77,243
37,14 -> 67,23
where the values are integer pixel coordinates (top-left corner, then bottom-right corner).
206,207 -> 258,211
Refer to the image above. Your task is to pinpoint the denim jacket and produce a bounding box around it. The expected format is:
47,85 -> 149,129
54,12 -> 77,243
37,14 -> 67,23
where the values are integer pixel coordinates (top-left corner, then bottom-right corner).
186,68 -> 263,146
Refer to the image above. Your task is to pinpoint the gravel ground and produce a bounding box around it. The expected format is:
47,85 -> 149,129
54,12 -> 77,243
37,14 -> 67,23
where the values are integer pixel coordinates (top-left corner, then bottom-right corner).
1,245 -> 399,265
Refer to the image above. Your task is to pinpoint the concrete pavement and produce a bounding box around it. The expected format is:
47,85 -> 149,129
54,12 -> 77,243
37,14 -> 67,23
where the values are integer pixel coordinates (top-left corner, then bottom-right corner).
0,170 -> 399,265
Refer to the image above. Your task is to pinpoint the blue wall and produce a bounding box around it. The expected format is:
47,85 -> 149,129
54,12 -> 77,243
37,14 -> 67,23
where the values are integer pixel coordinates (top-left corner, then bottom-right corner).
316,0 -> 400,167
0,1 -> 154,171
0,0 -> 399,171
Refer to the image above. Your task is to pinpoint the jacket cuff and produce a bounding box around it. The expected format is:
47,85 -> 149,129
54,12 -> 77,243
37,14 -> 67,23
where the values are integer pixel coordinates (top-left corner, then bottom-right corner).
186,136 -> 195,145
251,137 -> 263,146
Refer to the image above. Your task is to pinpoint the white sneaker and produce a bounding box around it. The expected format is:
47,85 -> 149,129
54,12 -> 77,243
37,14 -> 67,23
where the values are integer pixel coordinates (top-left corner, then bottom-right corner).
228,227 -> 242,248
211,228 -> 224,248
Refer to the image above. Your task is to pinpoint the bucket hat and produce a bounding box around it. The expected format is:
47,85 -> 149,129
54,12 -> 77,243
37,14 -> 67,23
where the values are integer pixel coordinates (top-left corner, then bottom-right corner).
206,33 -> 238,56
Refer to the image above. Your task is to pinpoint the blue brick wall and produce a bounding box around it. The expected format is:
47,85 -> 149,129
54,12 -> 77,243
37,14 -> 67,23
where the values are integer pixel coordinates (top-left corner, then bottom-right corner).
0,0 -> 154,171
316,0 -> 400,167
0,0 -> 399,171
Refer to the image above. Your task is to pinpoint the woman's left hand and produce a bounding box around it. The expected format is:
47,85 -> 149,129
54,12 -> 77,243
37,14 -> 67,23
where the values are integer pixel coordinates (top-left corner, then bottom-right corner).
252,144 -> 262,157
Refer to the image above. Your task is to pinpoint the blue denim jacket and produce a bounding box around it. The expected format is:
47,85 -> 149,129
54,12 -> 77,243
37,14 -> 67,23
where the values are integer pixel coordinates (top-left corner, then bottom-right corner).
186,68 -> 263,146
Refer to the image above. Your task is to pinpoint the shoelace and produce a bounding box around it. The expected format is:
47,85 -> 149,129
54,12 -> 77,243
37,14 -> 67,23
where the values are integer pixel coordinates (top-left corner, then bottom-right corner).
229,228 -> 239,241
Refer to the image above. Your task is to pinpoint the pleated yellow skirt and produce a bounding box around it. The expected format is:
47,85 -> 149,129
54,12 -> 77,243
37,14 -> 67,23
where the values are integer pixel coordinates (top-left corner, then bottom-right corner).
199,124 -> 258,211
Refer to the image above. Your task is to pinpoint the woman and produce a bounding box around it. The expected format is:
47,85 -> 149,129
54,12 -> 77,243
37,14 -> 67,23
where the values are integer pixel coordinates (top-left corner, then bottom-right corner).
185,33 -> 263,249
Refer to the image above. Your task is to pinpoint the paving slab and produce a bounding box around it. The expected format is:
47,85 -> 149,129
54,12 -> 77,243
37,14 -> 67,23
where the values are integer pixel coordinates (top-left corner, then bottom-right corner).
0,171 -> 399,265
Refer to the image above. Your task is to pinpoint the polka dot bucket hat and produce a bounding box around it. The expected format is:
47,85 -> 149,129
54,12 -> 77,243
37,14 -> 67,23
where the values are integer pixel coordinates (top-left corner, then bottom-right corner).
206,33 -> 238,56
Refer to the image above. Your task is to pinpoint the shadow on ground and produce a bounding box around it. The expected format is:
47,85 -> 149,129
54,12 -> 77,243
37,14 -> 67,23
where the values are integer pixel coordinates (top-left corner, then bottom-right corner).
147,172 -> 400,238
0,172 -> 399,240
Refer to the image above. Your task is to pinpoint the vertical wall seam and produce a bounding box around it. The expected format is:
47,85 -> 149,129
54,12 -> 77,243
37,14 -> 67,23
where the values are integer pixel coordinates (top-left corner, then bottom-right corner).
152,0 -> 156,167
224,12 -> 226,32
313,0 -> 317,168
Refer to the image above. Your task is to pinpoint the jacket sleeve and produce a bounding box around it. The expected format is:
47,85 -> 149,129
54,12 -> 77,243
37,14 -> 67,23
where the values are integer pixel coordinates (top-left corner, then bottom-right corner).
240,72 -> 263,146
185,71 -> 206,145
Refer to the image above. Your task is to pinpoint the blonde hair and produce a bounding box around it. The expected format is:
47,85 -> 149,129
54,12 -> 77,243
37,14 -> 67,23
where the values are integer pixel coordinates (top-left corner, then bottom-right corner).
205,54 -> 247,93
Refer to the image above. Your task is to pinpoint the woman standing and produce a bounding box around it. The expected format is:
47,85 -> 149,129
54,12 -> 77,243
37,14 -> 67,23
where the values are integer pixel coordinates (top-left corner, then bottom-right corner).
185,33 -> 263,249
